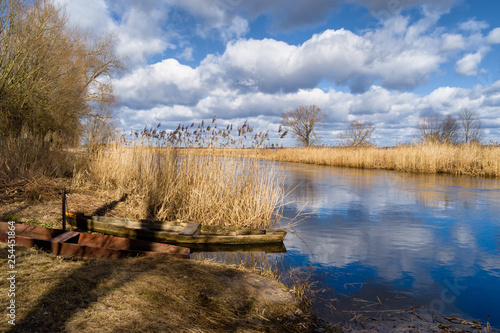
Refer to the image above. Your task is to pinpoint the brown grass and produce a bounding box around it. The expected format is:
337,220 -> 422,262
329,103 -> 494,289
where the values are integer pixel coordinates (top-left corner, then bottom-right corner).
0,133 -> 74,182
0,244 -> 337,333
191,143 -> 500,178
74,143 -> 286,229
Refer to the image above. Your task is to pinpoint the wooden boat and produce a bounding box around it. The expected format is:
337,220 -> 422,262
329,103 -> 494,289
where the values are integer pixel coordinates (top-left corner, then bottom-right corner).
0,221 -> 190,259
68,214 -> 287,245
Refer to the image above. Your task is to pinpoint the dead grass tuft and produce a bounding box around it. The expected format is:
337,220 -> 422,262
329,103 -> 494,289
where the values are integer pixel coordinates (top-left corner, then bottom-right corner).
0,244 -> 337,333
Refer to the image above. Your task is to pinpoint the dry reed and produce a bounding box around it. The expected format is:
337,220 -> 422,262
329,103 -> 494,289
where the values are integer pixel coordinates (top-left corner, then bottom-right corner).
74,121 -> 286,228
0,132 -> 73,181
194,143 -> 500,178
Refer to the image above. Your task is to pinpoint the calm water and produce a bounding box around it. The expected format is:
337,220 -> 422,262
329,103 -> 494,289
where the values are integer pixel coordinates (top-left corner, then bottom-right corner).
193,162 -> 500,328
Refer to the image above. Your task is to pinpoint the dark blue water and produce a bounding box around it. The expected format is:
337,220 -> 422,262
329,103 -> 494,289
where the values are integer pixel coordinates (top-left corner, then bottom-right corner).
195,162 -> 500,328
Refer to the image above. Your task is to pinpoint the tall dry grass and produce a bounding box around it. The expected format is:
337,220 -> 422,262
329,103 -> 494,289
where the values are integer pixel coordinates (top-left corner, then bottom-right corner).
196,143 -> 500,178
74,122 -> 286,228
0,132 -> 73,182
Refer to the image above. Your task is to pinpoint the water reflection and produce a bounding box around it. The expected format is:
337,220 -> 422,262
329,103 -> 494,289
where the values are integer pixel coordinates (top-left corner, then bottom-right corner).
283,163 -> 500,327
192,162 -> 500,328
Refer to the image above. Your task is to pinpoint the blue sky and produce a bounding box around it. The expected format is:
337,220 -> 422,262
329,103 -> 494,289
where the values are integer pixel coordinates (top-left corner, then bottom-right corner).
56,0 -> 500,146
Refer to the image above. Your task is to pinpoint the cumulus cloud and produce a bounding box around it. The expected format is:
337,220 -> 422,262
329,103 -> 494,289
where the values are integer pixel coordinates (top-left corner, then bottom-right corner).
56,0 -> 500,145
56,0 -> 175,65
209,16 -> 450,93
455,51 -> 486,76
56,0 -> 112,31
487,28 -> 500,44
115,76 -> 500,146
114,59 -> 208,109
117,19 -> 449,111
459,18 -> 489,32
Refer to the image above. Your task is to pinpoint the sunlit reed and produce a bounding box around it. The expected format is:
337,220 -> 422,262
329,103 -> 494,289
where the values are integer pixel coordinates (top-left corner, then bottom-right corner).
193,143 -> 500,178
75,120 -> 286,228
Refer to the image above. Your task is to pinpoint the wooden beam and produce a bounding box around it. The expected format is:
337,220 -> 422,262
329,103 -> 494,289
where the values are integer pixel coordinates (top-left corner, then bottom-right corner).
179,223 -> 201,236
51,231 -> 79,243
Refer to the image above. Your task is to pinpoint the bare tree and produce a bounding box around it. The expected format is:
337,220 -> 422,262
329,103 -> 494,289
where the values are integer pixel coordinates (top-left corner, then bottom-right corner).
417,112 -> 459,144
440,115 -> 459,143
417,112 -> 441,143
281,105 -> 327,146
458,108 -> 483,144
0,0 -> 123,144
339,120 -> 375,147
81,103 -> 117,153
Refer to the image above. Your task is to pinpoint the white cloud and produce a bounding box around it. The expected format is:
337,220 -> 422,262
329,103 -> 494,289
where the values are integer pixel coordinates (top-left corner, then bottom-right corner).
455,51 -> 485,76
441,33 -> 466,52
178,47 -> 194,61
486,27 -> 500,44
163,0 -> 250,42
114,59 -> 207,108
459,18 -> 489,32
210,17 -> 448,93
56,0 -> 174,65
115,78 -> 500,146
56,0 -> 112,31
55,0 -> 500,145
222,16 -> 250,41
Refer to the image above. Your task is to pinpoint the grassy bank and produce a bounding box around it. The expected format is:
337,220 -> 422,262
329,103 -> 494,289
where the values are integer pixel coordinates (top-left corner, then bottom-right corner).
189,143 -> 500,178
0,243 -> 333,333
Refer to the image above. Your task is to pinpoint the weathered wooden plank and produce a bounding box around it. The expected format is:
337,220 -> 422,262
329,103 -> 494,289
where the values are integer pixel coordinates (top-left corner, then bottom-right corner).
201,225 -> 266,236
179,222 -> 201,236
71,217 -> 287,244
0,222 -> 190,259
51,231 -> 79,243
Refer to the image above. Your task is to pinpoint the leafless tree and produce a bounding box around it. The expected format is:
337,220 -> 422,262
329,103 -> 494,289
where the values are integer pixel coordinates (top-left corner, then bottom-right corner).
440,115 -> 459,143
0,0 -> 123,144
338,120 -> 375,147
417,112 -> 459,144
458,108 -> 483,144
281,105 -> 327,146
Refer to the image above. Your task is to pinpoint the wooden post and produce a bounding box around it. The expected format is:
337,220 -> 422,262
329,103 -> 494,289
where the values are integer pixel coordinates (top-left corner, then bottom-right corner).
60,189 -> 69,231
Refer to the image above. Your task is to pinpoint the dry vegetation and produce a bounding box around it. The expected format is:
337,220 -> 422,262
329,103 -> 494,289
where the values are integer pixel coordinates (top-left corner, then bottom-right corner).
0,243 -> 336,333
73,121 -> 287,229
0,133 -> 76,182
195,143 -> 500,178
75,145 -> 285,228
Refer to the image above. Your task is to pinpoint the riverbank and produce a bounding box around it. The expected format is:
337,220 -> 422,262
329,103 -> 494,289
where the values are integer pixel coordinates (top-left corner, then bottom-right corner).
0,178 -> 335,332
0,242 -> 333,332
2,178 -> 496,332
184,144 -> 500,178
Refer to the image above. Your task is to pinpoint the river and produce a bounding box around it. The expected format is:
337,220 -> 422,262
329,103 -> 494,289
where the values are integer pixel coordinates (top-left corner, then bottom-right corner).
193,161 -> 500,329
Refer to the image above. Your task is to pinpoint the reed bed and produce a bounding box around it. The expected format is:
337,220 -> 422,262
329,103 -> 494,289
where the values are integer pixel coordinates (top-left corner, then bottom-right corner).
0,132 -> 73,181
74,121 -> 286,229
190,143 -> 500,178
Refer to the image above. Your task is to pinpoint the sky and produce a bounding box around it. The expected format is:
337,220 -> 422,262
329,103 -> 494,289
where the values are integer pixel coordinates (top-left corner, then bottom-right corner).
56,0 -> 500,146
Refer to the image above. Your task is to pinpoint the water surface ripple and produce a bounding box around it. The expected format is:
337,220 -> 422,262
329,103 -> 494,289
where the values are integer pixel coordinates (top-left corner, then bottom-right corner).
195,162 -> 500,328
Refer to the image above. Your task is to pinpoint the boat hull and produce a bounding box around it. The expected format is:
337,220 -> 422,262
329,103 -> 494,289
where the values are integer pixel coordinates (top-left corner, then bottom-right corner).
0,222 -> 190,259
70,215 -> 287,245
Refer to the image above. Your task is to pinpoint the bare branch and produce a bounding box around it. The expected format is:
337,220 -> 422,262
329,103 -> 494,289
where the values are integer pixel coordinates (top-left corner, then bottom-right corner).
339,121 -> 375,147
417,112 -> 458,144
281,105 -> 327,146
458,108 -> 483,144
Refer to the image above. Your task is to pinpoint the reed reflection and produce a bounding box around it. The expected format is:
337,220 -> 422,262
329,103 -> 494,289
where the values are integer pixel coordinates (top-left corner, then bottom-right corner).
281,162 -> 500,326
